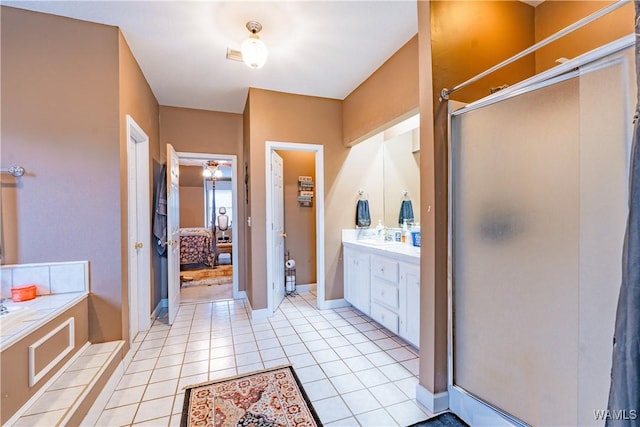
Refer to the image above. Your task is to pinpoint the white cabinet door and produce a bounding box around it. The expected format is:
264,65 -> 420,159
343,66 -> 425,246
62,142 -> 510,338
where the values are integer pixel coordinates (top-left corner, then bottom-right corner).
399,262 -> 420,348
344,247 -> 370,315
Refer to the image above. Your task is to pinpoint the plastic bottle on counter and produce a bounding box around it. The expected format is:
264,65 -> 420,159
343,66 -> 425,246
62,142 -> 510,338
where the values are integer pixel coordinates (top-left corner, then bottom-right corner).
411,223 -> 421,247
401,220 -> 408,244
375,220 -> 385,242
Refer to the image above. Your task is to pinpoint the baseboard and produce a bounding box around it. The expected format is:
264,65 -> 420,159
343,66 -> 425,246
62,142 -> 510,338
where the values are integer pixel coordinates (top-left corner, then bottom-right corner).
294,283 -> 316,292
151,300 -> 165,319
244,297 -> 270,320
448,385 -> 517,426
236,290 -> 247,300
251,308 -> 270,320
416,383 -> 449,413
318,298 -> 350,310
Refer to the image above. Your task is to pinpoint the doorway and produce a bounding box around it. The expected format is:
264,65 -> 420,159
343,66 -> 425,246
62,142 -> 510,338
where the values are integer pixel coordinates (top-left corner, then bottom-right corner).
265,142 -> 325,316
177,152 -> 239,304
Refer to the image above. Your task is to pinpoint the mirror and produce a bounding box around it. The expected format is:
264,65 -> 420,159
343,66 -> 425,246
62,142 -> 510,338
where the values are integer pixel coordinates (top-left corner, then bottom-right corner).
383,123 -> 420,228
356,114 -> 420,229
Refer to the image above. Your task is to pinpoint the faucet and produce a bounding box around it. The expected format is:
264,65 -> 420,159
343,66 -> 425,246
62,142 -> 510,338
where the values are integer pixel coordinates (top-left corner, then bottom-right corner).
0,298 -> 8,315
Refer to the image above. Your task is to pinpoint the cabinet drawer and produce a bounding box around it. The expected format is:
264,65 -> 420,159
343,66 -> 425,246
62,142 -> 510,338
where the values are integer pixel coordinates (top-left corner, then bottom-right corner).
370,302 -> 399,334
371,279 -> 399,309
371,257 -> 399,283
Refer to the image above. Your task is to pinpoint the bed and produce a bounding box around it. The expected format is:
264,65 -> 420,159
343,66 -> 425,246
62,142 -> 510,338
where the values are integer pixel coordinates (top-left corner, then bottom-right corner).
179,227 -> 216,267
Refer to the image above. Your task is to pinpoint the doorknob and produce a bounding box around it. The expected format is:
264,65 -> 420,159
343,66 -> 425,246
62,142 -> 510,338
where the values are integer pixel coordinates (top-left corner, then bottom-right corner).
280,233 -> 287,238
134,242 -> 143,249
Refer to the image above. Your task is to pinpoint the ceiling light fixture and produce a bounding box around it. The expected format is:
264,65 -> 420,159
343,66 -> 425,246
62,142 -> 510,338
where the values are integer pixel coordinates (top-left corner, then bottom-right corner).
203,161 -> 227,179
241,21 -> 268,70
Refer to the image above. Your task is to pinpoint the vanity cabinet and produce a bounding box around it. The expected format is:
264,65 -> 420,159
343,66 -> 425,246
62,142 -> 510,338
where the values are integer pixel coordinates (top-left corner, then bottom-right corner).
343,246 -> 371,315
370,255 -> 400,334
398,263 -> 420,347
343,240 -> 420,348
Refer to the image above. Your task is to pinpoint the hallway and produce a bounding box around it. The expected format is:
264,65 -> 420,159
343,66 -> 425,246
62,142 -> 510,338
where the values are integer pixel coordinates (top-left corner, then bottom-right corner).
94,292 -> 430,426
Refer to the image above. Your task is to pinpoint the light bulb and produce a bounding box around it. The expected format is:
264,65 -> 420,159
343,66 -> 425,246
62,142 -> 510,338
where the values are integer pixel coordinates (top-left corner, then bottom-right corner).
241,35 -> 268,69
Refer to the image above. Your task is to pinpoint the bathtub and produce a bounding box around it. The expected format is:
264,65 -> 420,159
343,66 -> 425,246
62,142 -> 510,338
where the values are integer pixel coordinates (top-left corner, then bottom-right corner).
0,261 -> 90,425
0,292 -> 87,351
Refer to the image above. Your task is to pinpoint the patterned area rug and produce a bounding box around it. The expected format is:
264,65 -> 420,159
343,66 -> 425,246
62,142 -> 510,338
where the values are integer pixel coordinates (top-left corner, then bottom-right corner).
181,365 -> 322,427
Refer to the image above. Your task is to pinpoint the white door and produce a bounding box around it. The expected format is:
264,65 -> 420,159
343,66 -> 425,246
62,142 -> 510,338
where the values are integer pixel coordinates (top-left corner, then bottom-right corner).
271,151 -> 286,311
126,116 -> 150,342
166,144 -> 181,325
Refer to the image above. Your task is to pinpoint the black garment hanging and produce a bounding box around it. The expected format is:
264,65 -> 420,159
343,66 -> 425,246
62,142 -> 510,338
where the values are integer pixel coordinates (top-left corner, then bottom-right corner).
152,164 -> 167,256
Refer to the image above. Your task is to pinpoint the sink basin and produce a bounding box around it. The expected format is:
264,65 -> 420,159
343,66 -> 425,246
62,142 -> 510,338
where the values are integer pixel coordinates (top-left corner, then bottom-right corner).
0,306 -> 33,332
358,239 -> 402,246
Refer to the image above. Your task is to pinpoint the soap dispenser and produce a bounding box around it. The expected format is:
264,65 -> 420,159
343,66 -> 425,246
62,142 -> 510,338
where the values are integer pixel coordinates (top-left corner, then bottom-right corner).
375,220 -> 385,242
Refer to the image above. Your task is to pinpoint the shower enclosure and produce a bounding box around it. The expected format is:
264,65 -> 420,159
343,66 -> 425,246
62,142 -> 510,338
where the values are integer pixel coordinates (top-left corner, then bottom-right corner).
448,39 -> 635,426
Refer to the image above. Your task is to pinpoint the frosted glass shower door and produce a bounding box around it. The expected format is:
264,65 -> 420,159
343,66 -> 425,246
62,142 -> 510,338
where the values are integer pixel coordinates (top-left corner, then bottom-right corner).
449,46 -> 633,426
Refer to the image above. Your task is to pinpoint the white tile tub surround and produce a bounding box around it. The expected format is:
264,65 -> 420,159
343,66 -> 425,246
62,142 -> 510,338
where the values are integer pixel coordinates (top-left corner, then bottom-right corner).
1,261 -> 89,299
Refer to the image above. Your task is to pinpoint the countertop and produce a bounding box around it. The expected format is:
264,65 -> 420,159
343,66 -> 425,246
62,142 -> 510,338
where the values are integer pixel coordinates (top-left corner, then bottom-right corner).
342,229 -> 420,263
0,292 -> 88,351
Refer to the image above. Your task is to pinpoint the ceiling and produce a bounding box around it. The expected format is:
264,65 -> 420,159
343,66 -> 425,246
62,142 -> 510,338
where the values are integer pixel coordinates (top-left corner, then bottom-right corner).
4,1 -> 419,114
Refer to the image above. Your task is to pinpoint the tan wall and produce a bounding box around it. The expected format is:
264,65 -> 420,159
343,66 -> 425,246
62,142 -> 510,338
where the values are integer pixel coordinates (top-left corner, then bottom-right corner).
535,0 -> 634,74
246,89 -> 344,308
431,0 -> 535,104
1,7 -> 126,343
243,97 -> 253,302
179,165 -> 205,228
158,106 -> 245,290
159,106 -> 243,155
277,150 -> 316,285
418,0 -> 439,397
179,187 -> 205,228
118,30 -> 160,342
343,36 -> 419,146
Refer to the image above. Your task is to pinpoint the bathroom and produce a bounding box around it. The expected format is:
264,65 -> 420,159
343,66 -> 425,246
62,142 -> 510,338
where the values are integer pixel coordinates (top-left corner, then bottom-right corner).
1,1 -> 636,425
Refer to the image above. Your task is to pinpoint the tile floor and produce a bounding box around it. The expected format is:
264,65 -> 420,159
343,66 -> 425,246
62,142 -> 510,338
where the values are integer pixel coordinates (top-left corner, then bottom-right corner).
94,291 -> 432,426
180,283 -> 232,303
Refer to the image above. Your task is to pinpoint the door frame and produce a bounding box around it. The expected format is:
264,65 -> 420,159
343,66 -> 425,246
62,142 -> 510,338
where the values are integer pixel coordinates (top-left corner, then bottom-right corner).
177,152 -> 240,298
265,141 -> 325,316
126,115 -> 151,341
